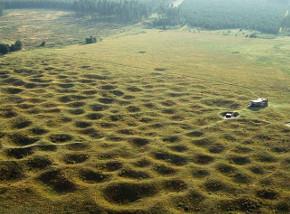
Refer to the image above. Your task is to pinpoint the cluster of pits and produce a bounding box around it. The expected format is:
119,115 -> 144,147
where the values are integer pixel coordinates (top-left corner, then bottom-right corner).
0,57 -> 289,213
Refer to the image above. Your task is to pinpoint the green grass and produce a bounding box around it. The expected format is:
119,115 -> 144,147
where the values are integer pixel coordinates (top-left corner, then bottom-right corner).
0,10 -> 290,214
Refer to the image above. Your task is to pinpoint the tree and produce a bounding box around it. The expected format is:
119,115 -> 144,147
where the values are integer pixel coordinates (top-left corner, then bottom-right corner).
9,40 -> 23,52
0,43 -> 9,55
14,40 -> 23,51
85,36 -> 97,44
39,41 -> 46,47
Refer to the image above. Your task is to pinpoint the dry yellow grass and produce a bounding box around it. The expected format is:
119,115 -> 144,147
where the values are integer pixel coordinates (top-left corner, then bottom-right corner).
0,28 -> 290,213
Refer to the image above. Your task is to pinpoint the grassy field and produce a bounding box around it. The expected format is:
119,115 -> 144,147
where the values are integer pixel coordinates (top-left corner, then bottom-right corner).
0,10 -> 290,214
0,9 -> 126,48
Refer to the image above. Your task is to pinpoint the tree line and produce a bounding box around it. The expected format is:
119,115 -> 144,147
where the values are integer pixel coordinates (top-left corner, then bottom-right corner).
2,0 -> 153,23
152,0 -> 290,34
2,0 -> 73,11
72,0 -> 149,23
179,0 -> 289,34
0,2 -> 3,16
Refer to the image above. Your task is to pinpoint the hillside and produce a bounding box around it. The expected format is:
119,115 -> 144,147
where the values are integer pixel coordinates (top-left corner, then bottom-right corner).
0,26 -> 290,213
0,9 -> 125,48
2,0 -> 290,34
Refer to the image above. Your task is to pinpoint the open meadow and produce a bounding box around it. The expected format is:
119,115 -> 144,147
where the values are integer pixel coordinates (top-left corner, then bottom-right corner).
0,9 -> 290,214
0,10 -> 125,48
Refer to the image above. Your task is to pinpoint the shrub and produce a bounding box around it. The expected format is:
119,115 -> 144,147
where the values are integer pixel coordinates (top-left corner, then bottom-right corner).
39,41 -> 46,47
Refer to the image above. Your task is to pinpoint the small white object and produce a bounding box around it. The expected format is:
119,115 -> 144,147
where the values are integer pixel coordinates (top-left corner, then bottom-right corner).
225,113 -> 233,118
221,112 -> 240,120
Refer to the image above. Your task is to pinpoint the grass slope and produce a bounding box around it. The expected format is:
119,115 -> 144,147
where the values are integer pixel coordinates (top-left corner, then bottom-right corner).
0,9 -> 125,48
0,26 -> 290,213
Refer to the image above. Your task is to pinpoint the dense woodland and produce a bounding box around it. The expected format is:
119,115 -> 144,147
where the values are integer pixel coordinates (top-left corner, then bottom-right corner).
2,0 -> 152,22
177,0 -> 290,34
281,10 -> 290,31
2,0 -> 290,34
0,3 -> 3,16
151,0 -> 290,34
72,0 -> 149,22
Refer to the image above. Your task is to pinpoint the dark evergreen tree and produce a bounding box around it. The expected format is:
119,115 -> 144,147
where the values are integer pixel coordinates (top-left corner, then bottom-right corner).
70,0 -> 149,23
10,40 -> 23,51
85,36 -> 97,44
39,41 -> 46,47
0,43 -> 9,55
